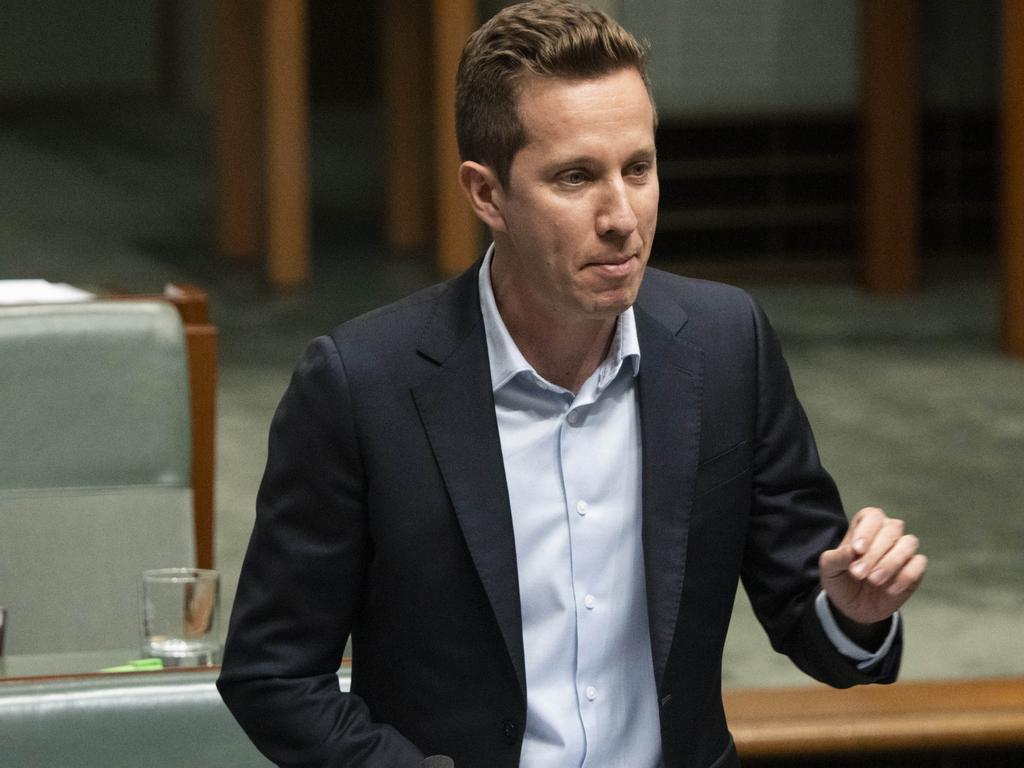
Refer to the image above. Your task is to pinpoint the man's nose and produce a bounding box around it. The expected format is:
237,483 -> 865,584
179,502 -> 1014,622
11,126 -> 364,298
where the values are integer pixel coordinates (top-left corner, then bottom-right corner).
596,179 -> 638,237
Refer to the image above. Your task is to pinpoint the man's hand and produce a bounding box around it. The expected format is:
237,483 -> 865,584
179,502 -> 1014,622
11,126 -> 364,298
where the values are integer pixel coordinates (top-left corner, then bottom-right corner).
819,507 -> 928,626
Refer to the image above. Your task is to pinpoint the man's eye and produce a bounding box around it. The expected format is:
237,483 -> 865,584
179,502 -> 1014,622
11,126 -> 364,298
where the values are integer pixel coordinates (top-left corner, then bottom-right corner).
628,162 -> 650,178
560,170 -> 588,185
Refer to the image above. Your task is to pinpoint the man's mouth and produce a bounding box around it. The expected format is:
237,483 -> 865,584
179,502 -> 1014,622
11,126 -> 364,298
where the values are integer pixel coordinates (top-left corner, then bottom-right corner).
585,254 -> 637,276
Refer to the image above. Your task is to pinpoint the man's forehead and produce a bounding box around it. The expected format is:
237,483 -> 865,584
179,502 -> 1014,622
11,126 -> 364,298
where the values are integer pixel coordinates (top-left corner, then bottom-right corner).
513,69 -> 656,147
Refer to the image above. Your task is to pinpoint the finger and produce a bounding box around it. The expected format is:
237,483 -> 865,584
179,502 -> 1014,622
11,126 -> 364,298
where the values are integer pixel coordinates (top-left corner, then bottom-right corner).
837,507 -> 868,548
850,516 -> 905,580
883,553 -> 928,597
819,542 -> 856,580
865,533 -> 919,587
847,507 -> 886,556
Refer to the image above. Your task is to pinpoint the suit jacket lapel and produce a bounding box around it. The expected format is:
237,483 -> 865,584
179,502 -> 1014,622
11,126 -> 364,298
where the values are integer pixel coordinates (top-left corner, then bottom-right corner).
411,265 -> 527,698
635,288 -> 705,687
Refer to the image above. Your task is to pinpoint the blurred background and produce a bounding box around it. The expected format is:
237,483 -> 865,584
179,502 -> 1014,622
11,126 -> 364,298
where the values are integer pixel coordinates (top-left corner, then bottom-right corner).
1,0 -> 1021,687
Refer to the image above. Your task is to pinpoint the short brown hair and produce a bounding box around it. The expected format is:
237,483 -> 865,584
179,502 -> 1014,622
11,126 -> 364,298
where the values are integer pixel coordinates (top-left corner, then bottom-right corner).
456,0 -> 654,186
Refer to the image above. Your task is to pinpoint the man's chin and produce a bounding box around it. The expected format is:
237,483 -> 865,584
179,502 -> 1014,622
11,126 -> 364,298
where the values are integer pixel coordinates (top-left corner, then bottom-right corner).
584,289 -> 640,319
587,273 -> 644,314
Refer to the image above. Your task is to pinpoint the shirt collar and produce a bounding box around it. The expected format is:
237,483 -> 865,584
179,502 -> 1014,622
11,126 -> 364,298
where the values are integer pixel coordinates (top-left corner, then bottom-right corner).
478,244 -> 641,393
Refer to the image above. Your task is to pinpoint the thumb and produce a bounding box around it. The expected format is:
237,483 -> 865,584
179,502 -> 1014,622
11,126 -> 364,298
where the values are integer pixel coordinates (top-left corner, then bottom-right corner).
819,542 -> 855,580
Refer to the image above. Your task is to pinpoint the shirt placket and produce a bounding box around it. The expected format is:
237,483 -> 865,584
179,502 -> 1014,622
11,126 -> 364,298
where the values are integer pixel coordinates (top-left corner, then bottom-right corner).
558,373 -> 613,764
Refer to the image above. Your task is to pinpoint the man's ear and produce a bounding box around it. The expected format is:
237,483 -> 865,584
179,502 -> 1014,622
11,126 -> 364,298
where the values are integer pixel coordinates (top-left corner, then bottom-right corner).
459,161 -> 507,232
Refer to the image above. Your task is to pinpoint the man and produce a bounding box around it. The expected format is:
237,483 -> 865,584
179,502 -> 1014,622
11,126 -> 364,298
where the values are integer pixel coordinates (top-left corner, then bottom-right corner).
218,3 -> 927,767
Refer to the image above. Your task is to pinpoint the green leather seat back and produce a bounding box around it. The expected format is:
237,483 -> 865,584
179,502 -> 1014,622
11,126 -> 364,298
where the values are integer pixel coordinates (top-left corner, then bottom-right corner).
0,302 -> 195,655
0,672 -> 275,767
0,302 -> 191,489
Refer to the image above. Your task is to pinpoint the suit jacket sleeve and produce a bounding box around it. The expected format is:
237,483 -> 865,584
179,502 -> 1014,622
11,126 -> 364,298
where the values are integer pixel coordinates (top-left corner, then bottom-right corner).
217,337 -> 425,767
740,295 -> 901,686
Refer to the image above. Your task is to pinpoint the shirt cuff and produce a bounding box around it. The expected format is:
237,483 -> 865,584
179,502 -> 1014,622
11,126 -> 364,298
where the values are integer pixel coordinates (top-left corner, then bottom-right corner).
814,590 -> 900,671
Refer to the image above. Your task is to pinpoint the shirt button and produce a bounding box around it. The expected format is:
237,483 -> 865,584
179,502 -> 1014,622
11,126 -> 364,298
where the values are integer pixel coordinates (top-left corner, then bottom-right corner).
585,686 -> 597,701
576,500 -> 588,516
584,594 -> 595,609
566,410 -> 581,426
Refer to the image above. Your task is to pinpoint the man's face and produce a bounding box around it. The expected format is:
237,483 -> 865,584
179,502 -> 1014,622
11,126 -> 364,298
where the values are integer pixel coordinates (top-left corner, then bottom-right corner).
491,67 -> 659,325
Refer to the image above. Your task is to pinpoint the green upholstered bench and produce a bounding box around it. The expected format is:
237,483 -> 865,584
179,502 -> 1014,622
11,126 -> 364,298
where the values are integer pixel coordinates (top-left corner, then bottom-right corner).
0,671 -> 274,767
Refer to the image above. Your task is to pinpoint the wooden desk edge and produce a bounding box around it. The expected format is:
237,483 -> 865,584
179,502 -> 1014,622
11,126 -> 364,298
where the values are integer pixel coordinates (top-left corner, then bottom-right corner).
0,665 -> 220,686
725,677 -> 1024,757
2,658 -> 353,685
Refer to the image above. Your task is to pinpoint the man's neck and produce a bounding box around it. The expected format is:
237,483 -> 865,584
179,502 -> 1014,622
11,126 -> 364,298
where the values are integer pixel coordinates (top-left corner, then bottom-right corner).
493,290 -> 617,395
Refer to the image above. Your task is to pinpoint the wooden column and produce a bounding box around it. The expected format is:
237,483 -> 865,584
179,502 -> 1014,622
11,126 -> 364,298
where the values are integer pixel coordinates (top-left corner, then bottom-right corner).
432,0 -> 481,276
861,0 -> 921,294
213,0 -> 262,264
262,0 -> 311,289
381,0 -> 433,251
1003,0 -> 1024,357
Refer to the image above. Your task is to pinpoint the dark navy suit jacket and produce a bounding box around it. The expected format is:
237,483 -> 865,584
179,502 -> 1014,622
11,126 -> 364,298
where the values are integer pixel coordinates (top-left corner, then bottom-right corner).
218,264 -> 901,768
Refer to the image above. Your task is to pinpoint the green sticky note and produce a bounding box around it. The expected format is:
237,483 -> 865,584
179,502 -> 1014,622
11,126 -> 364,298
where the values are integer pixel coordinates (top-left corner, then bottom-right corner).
99,658 -> 165,673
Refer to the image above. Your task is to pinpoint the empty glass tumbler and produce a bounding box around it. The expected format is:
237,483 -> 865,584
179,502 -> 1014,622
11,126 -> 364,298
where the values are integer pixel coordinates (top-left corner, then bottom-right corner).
139,568 -> 220,666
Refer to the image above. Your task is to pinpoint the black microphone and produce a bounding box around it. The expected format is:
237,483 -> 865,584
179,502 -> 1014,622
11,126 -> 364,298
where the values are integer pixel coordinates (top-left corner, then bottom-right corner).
421,756 -> 455,768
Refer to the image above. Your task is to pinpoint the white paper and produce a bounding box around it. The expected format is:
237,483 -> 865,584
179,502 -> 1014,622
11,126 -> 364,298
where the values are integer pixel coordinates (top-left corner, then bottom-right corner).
0,279 -> 96,305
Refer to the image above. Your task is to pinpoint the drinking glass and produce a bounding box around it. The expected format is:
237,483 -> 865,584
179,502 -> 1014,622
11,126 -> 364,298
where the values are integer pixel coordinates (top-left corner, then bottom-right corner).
139,568 -> 220,666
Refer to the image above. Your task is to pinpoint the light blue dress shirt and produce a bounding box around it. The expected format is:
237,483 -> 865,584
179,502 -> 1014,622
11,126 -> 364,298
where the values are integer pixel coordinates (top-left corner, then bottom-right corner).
479,249 -> 661,768
477,247 -> 897,767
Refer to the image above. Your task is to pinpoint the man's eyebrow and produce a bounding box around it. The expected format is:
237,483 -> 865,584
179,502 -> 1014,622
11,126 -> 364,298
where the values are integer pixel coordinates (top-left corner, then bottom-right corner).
627,146 -> 657,162
545,154 -> 598,170
545,147 -> 657,171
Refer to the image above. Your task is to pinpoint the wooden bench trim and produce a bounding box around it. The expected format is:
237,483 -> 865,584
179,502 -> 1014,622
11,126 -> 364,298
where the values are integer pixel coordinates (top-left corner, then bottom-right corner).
124,284 -> 218,570
160,284 -> 217,570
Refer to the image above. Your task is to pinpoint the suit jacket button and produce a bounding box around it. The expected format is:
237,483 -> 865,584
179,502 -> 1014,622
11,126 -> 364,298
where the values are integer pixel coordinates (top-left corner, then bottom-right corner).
502,719 -> 519,744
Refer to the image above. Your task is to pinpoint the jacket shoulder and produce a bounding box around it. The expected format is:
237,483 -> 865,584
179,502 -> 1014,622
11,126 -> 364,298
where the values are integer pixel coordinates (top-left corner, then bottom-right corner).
638,266 -> 763,341
641,267 -> 754,315
309,263 -> 481,387
329,280 -> 449,349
